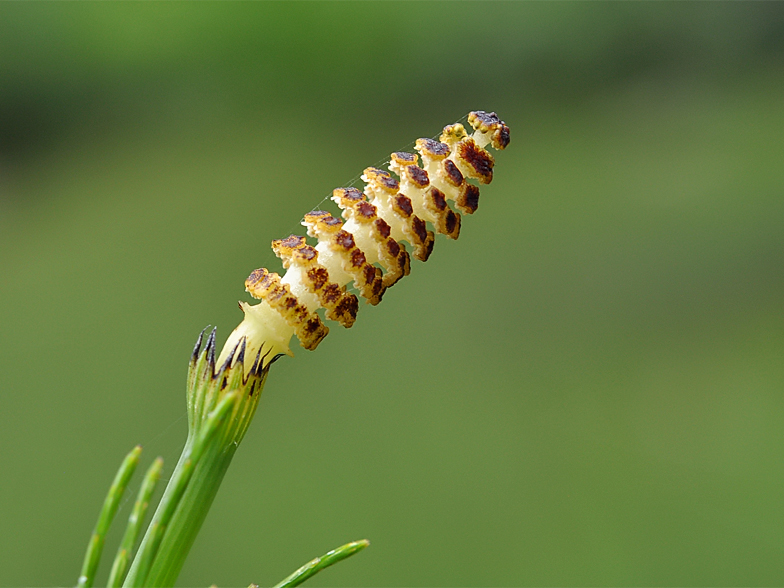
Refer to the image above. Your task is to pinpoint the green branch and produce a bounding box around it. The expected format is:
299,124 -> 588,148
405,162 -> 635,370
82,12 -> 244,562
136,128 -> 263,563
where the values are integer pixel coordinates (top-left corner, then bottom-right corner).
269,540 -> 370,588
77,445 -> 142,588
107,457 -> 164,587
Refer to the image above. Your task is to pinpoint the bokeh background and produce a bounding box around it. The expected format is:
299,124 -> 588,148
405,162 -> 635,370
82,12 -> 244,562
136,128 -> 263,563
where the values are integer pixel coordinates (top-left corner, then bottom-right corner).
2,3 -> 784,586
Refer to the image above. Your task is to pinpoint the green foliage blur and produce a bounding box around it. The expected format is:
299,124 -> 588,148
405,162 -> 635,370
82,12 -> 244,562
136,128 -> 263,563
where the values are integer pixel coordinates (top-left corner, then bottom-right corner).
2,3 -> 784,586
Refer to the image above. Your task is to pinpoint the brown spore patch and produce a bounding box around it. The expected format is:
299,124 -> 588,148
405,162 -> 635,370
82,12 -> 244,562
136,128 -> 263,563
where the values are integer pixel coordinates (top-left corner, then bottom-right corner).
406,165 -> 429,188
457,183 -> 480,214
443,160 -> 464,187
394,194 -> 413,217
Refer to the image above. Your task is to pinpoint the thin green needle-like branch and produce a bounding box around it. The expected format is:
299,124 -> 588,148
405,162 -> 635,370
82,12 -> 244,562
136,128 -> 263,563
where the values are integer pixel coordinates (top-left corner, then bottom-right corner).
107,457 -> 164,588
78,445 -> 142,588
269,540 -> 370,588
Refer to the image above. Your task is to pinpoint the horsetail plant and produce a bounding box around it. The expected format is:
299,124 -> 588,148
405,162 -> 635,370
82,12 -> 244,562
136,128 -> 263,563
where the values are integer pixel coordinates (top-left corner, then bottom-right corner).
78,111 -> 510,587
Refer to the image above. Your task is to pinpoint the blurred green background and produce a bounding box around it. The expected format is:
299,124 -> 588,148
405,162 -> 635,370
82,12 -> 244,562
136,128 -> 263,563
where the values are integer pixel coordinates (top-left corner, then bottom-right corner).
2,3 -> 784,586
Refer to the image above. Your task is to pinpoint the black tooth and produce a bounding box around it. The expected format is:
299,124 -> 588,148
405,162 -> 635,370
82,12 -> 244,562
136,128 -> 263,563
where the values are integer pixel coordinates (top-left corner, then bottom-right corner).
216,338 -> 241,379
268,352 -> 285,367
204,328 -> 217,356
255,347 -> 273,377
236,337 -> 247,366
249,344 -> 264,377
191,326 -> 209,363
206,328 -> 217,375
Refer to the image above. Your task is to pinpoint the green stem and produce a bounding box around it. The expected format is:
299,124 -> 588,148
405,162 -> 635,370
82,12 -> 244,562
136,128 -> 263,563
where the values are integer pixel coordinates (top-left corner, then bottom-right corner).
123,332 -> 266,587
123,392 -> 238,587
144,440 -> 237,586
78,445 -> 142,588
